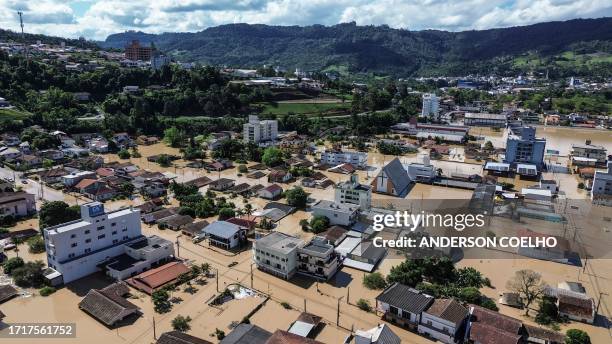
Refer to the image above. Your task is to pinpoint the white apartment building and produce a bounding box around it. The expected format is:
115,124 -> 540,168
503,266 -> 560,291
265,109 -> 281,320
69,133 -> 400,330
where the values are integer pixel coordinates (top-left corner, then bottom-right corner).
320,149 -> 368,169
253,232 -> 304,279
421,93 -> 439,119
592,161 -> 612,204
335,174 -> 372,210
44,202 -> 143,284
62,170 -> 96,187
297,238 -> 340,280
243,115 -> 278,144
311,200 -> 359,226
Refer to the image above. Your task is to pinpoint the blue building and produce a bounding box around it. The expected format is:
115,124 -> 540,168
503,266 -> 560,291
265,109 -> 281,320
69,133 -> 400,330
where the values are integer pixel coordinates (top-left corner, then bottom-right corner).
504,126 -> 546,170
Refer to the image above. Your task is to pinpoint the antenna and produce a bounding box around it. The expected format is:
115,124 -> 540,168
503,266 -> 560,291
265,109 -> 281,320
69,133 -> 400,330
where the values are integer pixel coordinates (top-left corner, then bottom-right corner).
17,11 -> 28,61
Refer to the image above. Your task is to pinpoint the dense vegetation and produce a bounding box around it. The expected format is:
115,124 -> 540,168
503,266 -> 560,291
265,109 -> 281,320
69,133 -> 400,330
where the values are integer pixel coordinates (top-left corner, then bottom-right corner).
102,18 -> 612,77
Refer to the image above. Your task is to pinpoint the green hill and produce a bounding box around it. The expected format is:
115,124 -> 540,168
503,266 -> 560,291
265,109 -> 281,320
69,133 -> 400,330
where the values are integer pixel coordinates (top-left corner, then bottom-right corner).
101,18 -> 612,77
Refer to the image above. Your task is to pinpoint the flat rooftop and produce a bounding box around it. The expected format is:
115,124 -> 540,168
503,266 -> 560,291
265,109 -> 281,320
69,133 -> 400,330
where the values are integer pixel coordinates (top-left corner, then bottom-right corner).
256,232 -> 303,254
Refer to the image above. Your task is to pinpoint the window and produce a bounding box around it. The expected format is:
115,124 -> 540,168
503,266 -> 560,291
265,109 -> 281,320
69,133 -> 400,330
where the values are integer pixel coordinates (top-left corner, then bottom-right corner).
111,222 -> 116,227
122,228 -> 127,232
122,236 -> 128,240
84,230 -> 90,234
70,234 -> 76,239
98,234 -> 105,239
84,248 -> 91,253
97,226 -> 104,231
112,231 -> 117,235
68,253 -> 75,258
85,239 -> 91,243
113,239 -> 118,244
71,243 -> 77,247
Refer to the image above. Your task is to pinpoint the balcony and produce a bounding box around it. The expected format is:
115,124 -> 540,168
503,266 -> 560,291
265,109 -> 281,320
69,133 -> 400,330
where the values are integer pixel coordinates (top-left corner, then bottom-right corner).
383,311 -> 418,330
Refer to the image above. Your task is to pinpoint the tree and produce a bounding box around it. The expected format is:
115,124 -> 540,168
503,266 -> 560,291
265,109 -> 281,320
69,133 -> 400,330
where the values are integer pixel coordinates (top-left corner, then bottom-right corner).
565,329 -> 591,344
3,256 -> 24,274
117,149 -> 131,159
119,182 -> 135,196
171,315 -> 192,332
455,267 -> 489,288
152,289 -> 172,313
12,260 -> 45,288
262,146 -> 283,167
299,219 -> 309,231
237,164 -> 248,173
27,235 -> 46,253
285,186 -> 308,208
309,215 -> 330,234
387,260 -> 423,287
506,269 -> 545,316
363,272 -> 387,290
163,127 -> 185,147
39,201 -> 80,229
218,207 -> 235,220
536,296 -> 559,325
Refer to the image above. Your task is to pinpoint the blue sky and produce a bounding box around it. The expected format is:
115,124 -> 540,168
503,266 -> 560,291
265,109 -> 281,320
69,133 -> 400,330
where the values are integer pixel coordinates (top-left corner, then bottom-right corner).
1,0 -> 611,40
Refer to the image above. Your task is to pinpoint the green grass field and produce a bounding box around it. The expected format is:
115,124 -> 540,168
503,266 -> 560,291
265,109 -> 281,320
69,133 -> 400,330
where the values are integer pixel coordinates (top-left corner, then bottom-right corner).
0,108 -> 31,121
260,102 -> 350,116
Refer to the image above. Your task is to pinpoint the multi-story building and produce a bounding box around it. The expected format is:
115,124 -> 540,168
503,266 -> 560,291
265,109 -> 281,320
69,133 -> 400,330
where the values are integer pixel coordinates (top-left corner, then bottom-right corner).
44,202 -> 143,284
464,113 -> 507,127
592,162 -> 612,204
421,93 -> 439,119
0,190 -> 36,218
297,238 -> 340,280
334,174 -> 372,210
124,40 -> 152,61
571,140 -> 608,165
504,125 -> 546,170
320,149 -> 367,169
311,200 -> 359,226
253,232 -> 303,279
243,115 -> 278,144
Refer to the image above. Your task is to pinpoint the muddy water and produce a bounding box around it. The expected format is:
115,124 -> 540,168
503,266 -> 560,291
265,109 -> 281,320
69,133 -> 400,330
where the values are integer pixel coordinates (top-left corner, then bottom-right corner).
476,126 -> 612,156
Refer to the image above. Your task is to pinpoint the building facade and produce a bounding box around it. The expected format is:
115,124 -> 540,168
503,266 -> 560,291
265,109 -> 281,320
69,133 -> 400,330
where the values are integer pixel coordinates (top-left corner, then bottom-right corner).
0,191 -> 36,218
125,40 -> 152,61
320,150 -> 367,169
571,140 -> 607,165
311,200 -> 359,226
44,203 -> 142,284
504,126 -> 546,169
421,93 -> 439,119
334,174 -> 372,210
243,115 -> 278,144
592,161 -> 612,204
253,232 -> 303,279
297,239 -> 340,280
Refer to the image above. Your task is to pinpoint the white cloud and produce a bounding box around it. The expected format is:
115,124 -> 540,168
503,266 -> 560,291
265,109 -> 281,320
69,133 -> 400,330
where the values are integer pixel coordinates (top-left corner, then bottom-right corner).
0,0 -> 609,40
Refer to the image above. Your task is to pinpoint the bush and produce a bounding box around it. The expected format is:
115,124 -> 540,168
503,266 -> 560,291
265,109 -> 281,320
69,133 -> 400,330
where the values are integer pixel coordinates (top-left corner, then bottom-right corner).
117,149 -> 131,159
285,187 -> 308,208
40,286 -> 57,297
214,328 -> 225,340
12,260 -> 45,288
171,315 -> 192,332
565,329 -> 591,344
309,215 -> 330,234
281,301 -> 292,309
363,272 -> 387,290
357,299 -> 371,312
238,164 -> 248,173
28,235 -> 46,254
3,256 -> 24,274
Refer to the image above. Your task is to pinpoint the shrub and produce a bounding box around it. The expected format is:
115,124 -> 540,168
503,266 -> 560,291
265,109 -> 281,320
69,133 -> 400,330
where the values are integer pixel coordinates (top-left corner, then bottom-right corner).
363,273 -> 387,290
357,299 -> 371,312
214,328 -> 225,340
117,149 -> 131,159
565,329 -> 591,344
171,315 -> 192,332
3,256 -> 24,274
28,235 -> 46,254
40,286 -> 57,296
281,301 -> 292,309
237,164 -> 248,173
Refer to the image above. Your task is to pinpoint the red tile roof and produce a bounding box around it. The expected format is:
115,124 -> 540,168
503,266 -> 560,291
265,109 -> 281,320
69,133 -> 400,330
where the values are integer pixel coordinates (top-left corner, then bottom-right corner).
265,330 -> 324,344
75,178 -> 98,190
126,262 -> 190,294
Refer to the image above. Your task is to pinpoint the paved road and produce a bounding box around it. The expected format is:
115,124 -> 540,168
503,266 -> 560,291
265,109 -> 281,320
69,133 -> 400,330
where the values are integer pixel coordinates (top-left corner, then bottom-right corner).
0,166 -> 76,204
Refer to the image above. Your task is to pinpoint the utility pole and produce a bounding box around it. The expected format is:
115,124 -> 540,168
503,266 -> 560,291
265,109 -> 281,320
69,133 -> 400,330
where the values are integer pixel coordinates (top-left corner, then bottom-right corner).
596,292 -> 608,315
215,268 -> 219,292
250,263 -> 254,288
346,287 -> 350,305
304,298 -> 307,312
336,296 -> 344,326
175,236 -> 180,257
153,317 -> 156,339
